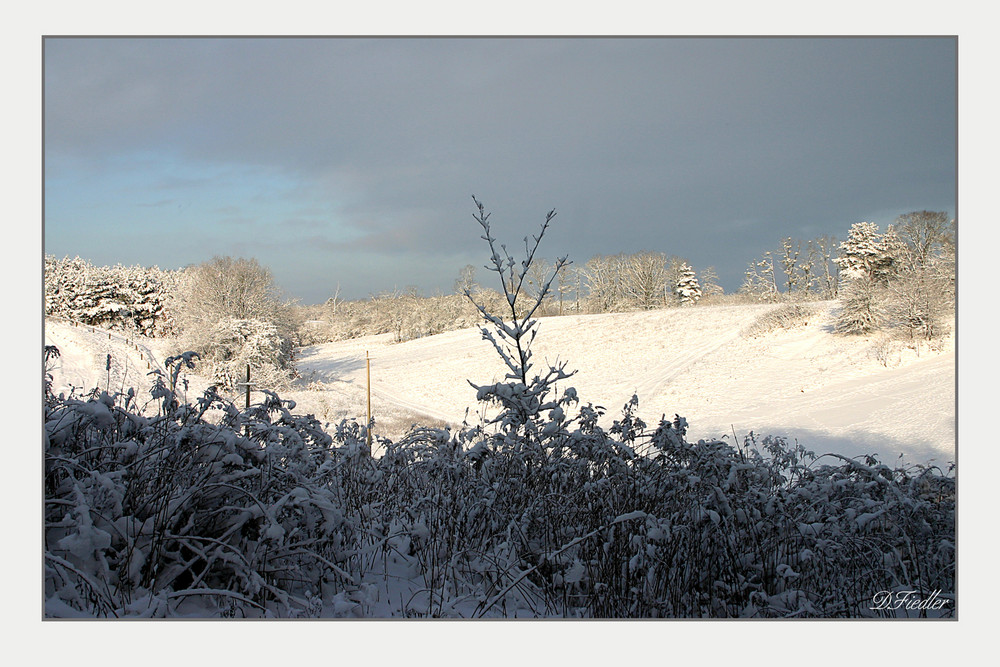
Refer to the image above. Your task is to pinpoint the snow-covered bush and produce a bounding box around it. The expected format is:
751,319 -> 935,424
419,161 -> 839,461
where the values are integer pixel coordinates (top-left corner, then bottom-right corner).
44,342 -> 955,618
44,352 -> 372,618
742,303 -> 819,338
296,291 -> 502,345
194,317 -> 296,390
44,255 -> 178,336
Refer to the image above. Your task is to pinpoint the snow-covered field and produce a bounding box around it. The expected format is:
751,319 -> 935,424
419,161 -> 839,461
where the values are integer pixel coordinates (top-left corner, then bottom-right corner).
46,300 -> 954,465
295,301 -> 954,464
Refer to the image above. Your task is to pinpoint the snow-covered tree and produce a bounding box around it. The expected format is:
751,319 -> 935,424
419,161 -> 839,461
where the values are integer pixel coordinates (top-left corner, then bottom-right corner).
698,266 -> 724,299
464,195 -> 575,442
882,212 -> 956,340
833,222 -> 901,286
833,222 -> 906,334
44,255 -> 178,336
675,263 -> 702,306
814,235 -> 839,299
173,256 -> 288,327
172,256 -> 297,389
740,251 -> 779,302
584,254 -> 627,313
583,252 -> 689,312
454,264 -> 478,296
556,263 -> 582,315
835,276 -> 882,334
779,237 -> 801,294
201,317 -> 295,389
832,217 -> 953,339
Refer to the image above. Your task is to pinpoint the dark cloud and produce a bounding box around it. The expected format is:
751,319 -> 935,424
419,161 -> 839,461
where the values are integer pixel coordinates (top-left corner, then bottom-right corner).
44,37 -> 955,302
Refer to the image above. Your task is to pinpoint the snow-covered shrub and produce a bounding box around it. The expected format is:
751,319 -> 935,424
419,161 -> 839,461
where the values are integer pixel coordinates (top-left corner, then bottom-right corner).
304,290 -> 506,344
742,303 -> 819,338
44,332 -> 955,618
195,317 -> 296,390
44,349 -> 371,618
44,255 -> 178,336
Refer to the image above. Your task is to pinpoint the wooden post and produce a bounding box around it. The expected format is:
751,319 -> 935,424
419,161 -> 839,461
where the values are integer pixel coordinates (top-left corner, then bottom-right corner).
366,351 -> 372,450
237,365 -> 256,440
245,363 -> 251,410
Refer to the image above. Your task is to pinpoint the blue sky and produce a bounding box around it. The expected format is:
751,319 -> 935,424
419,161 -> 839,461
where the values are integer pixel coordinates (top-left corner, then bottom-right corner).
43,37 -> 956,303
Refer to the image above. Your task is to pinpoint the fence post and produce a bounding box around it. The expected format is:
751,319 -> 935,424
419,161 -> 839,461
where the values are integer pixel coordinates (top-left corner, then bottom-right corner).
245,364 -> 251,410
366,351 -> 372,451
236,364 -> 256,439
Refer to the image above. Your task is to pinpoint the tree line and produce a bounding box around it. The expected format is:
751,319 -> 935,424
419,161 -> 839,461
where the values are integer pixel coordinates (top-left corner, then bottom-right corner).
44,209 -> 955,394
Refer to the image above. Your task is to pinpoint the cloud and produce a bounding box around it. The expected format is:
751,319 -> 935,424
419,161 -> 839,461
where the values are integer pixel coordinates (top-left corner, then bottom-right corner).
44,37 -> 956,302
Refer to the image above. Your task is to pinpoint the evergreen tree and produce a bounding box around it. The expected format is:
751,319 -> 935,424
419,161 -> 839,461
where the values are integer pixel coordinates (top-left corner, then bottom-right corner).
675,263 -> 702,306
833,223 -> 898,334
833,222 -> 899,286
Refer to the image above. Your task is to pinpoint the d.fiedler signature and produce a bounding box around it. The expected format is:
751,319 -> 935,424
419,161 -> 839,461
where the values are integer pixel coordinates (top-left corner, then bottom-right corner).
870,590 -> 951,613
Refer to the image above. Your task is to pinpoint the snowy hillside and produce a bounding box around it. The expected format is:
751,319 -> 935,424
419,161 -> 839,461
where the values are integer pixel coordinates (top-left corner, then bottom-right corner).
45,300 -> 955,466
296,301 -> 954,465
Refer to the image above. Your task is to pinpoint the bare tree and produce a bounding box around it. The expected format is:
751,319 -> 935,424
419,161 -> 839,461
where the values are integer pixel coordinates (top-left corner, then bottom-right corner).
814,235 -> 839,299
698,266 -> 724,299
894,211 -> 952,272
623,251 -> 668,310
584,254 -> 626,313
454,264 -> 478,296
740,251 -> 779,302
779,237 -> 801,294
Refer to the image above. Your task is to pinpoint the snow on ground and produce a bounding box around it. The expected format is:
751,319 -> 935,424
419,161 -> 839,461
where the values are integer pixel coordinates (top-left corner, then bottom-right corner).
45,319 -> 168,403
45,300 -> 956,466
298,301 -> 955,465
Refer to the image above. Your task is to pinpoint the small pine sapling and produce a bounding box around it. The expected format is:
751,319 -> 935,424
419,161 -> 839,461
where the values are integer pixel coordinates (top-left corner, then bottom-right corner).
463,196 -> 579,448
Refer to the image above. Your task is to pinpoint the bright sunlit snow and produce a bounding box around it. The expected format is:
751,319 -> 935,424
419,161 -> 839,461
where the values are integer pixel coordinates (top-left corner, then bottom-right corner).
296,301 -> 954,464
